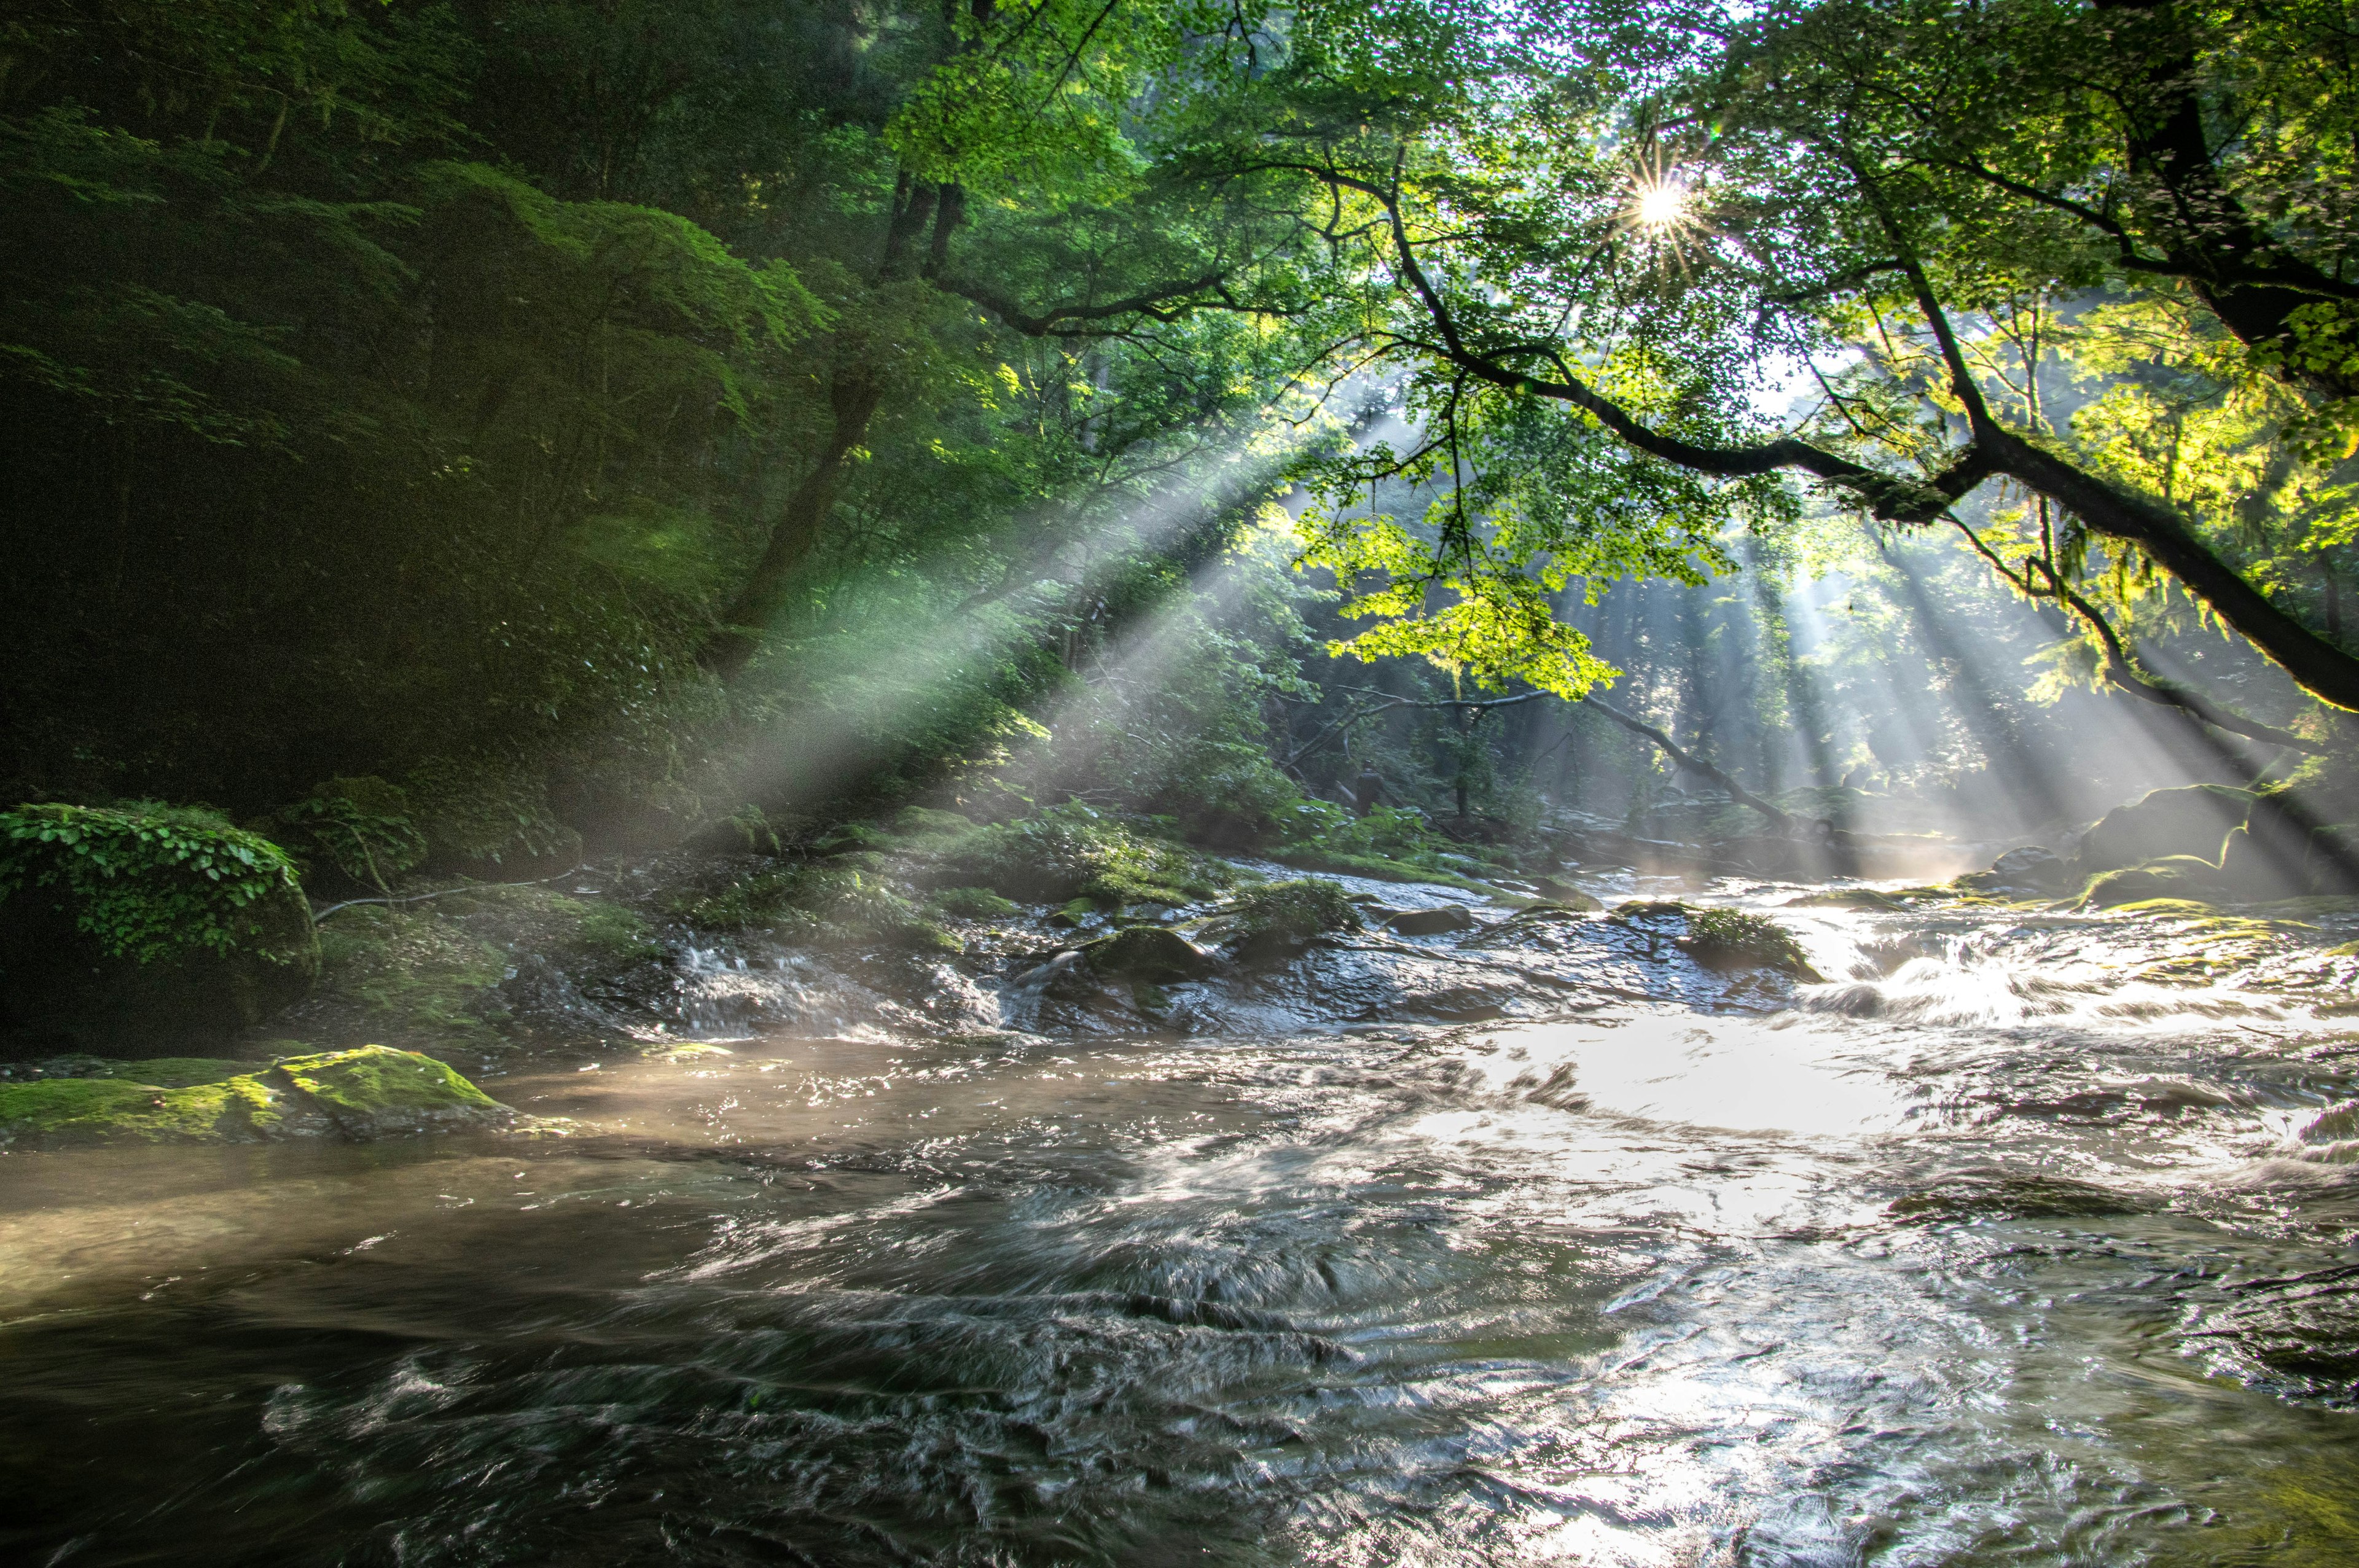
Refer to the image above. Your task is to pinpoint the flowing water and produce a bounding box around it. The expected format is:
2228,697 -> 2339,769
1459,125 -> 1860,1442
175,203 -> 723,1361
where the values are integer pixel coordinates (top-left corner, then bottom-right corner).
9,889 -> 2359,1565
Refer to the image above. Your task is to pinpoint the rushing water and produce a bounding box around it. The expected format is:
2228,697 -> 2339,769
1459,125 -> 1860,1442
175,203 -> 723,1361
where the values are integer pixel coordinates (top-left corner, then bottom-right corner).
7,889 -> 2359,1566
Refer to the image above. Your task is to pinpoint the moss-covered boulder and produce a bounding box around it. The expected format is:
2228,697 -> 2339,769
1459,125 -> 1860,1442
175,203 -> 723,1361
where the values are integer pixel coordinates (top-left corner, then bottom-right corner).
1675,907 -> 1823,981
1531,876 -> 1604,911
0,1046 -> 507,1148
939,804 -> 1232,907
2082,856 -> 2227,907
1084,925 -> 1216,982
0,803 -> 319,1054
1223,879 -> 1365,951
2076,785 -> 2252,874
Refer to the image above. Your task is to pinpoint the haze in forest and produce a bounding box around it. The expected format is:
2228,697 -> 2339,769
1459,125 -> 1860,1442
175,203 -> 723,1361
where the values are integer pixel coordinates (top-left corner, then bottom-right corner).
8,3 -> 2359,1560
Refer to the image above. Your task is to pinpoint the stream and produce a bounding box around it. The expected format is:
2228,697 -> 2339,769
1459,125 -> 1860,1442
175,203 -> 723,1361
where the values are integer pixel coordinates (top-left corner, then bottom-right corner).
7,883 -> 2359,1564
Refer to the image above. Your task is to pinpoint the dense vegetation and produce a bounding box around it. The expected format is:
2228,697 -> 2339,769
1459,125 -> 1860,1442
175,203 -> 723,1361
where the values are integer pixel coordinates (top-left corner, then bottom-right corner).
3,0 -> 2355,988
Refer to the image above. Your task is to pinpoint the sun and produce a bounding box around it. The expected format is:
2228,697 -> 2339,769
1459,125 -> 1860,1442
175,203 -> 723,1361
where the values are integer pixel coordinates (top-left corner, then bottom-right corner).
1633,179 -> 1689,230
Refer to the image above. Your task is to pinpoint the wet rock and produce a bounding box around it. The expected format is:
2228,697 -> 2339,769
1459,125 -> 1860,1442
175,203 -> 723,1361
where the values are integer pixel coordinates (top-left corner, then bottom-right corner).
2081,855 -> 2226,906
2194,1265 -> 2359,1401
1958,844 -> 2068,896
1531,876 -> 1603,911
1084,925 -> 1216,982
1211,880 -> 1364,959
1386,904 -> 1476,936
0,1046 -> 509,1148
1853,932 -> 1944,977
1888,1168 -> 2158,1223
2076,784 -> 2251,874
0,835 -> 320,1056
1675,907 -> 1823,981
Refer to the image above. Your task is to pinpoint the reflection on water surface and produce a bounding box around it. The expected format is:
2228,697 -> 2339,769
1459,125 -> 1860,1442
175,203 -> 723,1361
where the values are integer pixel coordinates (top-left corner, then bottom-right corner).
7,892 -> 2359,1565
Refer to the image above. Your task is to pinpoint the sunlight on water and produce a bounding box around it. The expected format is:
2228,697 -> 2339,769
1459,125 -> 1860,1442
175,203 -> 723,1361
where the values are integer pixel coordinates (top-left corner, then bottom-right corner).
8,894 -> 2359,1564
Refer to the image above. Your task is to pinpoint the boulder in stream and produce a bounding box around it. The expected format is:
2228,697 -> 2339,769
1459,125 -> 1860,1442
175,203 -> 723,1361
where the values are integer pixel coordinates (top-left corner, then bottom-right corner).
1958,844 -> 2069,896
1084,925 -> 1216,982
2075,785 -> 2252,873
1386,903 -> 1476,936
0,1045 -> 510,1148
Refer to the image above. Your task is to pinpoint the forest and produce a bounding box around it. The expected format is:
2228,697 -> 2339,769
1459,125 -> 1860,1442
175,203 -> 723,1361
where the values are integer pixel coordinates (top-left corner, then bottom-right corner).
7,1 -> 2359,1562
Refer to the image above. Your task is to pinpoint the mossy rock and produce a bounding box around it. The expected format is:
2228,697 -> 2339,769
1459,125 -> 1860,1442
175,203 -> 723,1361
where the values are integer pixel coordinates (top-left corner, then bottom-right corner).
671,862 -> 955,951
1084,925 -> 1216,982
2076,784 -> 2252,874
1675,907 -> 1823,981
931,886 -> 1019,920
1888,1169 -> 2157,1225
940,805 -> 1232,906
2081,856 -> 2226,908
1530,876 -> 1603,911
0,1046 -> 507,1148
315,905 -> 509,1049
1269,847 -> 1498,895
1220,879 -> 1364,953
0,838 -> 319,1055
1783,888 -> 1903,911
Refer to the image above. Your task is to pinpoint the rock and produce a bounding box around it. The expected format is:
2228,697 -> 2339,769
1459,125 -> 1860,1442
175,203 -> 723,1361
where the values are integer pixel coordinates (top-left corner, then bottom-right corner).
0,865 -> 320,1058
1961,844 -> 2068,895
2309,825 -> 2359,894
1531,876 -> 1603,910
0,1046 -> 509,1148
1888,1168 -> 2157,1224
1675,907 -> 1823,981
1387,904 -> 1476,936
2076,784 -> 2252,873
2217,825 -> 2312,901
1084,925 -> 1215,982
2081,855 -> 2228,907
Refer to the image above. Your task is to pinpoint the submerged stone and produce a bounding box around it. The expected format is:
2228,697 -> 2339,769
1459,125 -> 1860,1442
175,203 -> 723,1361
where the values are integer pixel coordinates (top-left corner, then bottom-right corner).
1888,1169 -> 2158,1224
0,1045 -> 508,1149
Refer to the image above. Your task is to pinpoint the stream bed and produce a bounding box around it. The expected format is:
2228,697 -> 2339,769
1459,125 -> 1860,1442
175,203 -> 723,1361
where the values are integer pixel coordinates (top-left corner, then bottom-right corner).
8,886 -> 2359,1564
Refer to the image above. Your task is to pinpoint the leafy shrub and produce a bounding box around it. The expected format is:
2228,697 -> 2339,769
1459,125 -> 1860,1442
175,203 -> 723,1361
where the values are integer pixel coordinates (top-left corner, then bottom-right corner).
404,755 -> 578,867
267,778 -> 427,892
0,802 -> 308,964
1219,878 -> 1364,948
941,803 -> 1232,906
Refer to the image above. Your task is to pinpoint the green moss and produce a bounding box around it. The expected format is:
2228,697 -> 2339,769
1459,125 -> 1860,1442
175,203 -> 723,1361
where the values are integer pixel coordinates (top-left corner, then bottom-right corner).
0,1075 -> 289,1143
33,1055 -> 259,1087
0,1046 -> 506,1147
1269,847 -> 1498,895
275,1045 -> 499,1117
1085,924 -> 1216,981
404,754 -> 577,867
673,862 -> 957,950
316,905 -> 508,1048
1783,888 -> 1903,911
813,822 -> 894,855
566,901 -> 663,965
2081,856 -> 2226,907
942,804 -> 1234,906
891,807 -> 983,849
1676,907 -> 1823,981
1222,879 -> 1364,946
931,885 -> 1019,919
